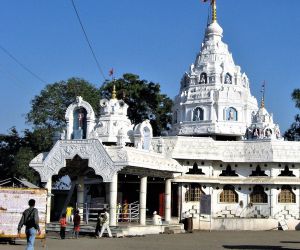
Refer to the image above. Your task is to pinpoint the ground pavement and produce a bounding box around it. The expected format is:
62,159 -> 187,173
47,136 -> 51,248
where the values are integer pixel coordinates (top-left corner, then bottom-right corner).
1,231 -> 300,250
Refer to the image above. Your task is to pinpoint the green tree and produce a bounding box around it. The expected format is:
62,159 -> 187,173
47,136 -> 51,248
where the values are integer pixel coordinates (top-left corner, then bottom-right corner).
284,89 -> 300,140
100,73 -> 173,136
0,127 -> 38,183
26,77 -> 100,151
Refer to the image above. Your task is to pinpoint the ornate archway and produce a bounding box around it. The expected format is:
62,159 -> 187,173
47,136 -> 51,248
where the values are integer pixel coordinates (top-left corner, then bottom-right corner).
30,139 -> 122,182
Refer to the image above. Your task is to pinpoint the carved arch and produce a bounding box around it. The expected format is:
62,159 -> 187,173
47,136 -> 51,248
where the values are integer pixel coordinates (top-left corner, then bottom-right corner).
65,96 -> 95,121
29,139 -> 122,182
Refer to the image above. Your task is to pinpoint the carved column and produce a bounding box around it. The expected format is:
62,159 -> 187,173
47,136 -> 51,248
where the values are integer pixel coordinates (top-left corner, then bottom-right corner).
165,179 -> 171,223
139,176 -> 147,225
77,176 -> 84,221
45,178 -> 52,223
109,173 -> 118,226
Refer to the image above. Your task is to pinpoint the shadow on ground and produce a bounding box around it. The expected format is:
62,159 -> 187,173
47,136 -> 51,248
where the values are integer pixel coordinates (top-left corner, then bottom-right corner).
223,245 -> 298,250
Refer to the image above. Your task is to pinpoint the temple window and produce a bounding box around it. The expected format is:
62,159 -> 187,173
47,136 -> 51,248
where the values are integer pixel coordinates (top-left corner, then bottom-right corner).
187,162 -> 205,175
224,73 -> 232,84
264,128 -> 272,138
185,184 -> 204,202
209,75 -> 215,83
142,127 -> 151,150
219,165 -> 238,177
250,185 -> 268,203
199,73 -> 207,84
278,185 -> 296,203
220,185 -> 238,203
174,111 -> 178,124
250,165 -> 267,176
278,166 -> 295,177
226,107 -> 238,121
73,108 -> 87,139
193,107 -> 204,121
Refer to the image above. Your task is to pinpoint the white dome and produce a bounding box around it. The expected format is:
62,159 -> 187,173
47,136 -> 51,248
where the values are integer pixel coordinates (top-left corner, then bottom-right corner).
205,22 -> 223,37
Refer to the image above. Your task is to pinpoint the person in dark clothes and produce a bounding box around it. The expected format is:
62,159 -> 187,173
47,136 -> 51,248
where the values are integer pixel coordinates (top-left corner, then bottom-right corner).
73,209 -> 81,239
18,199 -> 41,250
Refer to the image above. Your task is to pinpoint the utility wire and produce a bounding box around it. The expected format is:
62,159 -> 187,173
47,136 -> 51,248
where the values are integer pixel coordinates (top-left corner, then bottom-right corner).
0,45 -> 47,84
71,0 -> 107,81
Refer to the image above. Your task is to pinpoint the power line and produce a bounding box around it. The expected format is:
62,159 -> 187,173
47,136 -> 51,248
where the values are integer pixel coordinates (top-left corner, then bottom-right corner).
0,45 -> 47,84
70,0 -> 107,81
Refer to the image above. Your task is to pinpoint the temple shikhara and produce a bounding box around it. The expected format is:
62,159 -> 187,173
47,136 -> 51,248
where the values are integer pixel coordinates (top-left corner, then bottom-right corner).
30,0 -> 300,233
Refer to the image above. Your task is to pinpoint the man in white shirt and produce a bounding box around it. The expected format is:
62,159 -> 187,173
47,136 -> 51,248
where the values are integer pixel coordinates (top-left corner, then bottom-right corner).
99,209 -> 112,238
152,211 -> 162,225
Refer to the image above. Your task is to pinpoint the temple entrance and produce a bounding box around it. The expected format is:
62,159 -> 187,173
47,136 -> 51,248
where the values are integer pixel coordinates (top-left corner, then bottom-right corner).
51,155 -> 106,222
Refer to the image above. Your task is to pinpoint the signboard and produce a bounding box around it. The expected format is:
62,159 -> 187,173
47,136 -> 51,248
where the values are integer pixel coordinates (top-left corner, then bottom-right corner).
0,188 -> 47,239
200,194 -> 211,215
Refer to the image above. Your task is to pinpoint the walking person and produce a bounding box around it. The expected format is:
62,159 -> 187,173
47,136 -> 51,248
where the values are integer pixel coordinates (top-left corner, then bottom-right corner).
73,209 -> 81,239
17,199 -> 41,250
99,208 -> 112,238
59,213 -> 67,239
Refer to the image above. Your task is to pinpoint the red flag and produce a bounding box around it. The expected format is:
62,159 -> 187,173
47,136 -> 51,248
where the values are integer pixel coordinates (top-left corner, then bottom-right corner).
109,68 -> 114,76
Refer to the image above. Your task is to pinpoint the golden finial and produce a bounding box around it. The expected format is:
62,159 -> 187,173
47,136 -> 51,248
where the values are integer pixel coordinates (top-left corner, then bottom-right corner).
260,81 -> 266,108
112,85 -> 116,99
260,97 -> 265,109
211,0 -> 217,22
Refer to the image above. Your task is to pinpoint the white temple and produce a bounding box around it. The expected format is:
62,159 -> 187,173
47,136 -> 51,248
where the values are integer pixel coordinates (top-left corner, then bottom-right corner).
30,0 -> 300,233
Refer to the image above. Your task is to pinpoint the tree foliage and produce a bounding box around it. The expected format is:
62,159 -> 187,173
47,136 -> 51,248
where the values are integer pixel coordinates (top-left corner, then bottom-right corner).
284,89 -> 300,140
26,77 -> 100,151
100,73 -> 173,136
0,127 -> 39,183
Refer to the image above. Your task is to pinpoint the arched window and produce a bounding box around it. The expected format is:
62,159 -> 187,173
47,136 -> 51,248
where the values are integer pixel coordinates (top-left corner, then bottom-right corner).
224,73 -> 232,84
278,185 -> 295,203
226,107 -> 238,121
174,111 -> 178,124
265,128 -> 272,138
220,185 -> 238,203
193,107 -> 204,121
142,127 -> 151,150
185,184 -> 204,202
73,108 -> 87,139
199,73 -> 207,84
250,185 -> 268,203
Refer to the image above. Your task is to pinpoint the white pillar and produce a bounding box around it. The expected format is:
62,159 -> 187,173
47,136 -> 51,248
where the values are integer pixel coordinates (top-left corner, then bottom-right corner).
165,179 -> 171,223
45,178 -> 52,223
77,176 -> 84,221
109,173 -> 118,226
177,184 -> 182,219
139,176 -> 147,225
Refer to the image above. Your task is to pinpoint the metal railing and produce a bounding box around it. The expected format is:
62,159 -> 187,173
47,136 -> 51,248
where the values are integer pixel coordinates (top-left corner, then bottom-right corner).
76,201 -> 140,224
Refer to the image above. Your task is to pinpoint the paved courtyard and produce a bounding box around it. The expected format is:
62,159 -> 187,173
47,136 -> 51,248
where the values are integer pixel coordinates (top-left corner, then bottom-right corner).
1,231 -> 300,250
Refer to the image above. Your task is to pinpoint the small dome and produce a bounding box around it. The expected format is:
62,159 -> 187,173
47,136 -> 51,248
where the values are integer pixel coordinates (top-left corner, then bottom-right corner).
205,22 -> 223,37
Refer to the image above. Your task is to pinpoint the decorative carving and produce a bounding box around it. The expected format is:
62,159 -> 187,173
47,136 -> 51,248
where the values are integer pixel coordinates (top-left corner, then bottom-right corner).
30,139 -> 121,182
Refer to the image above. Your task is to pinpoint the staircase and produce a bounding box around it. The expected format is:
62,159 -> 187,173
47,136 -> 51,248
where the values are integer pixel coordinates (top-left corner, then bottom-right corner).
46,221 -> 185,237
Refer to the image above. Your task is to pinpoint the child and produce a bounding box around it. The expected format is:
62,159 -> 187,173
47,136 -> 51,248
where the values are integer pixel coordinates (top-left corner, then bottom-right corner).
59,213 -> 67,239
95,212 -> 102,238
73,210 -> 80,239
66,206 -> 73,222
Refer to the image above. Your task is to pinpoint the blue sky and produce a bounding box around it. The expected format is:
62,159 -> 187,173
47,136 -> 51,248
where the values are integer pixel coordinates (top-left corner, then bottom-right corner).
0,0 -> 299,135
